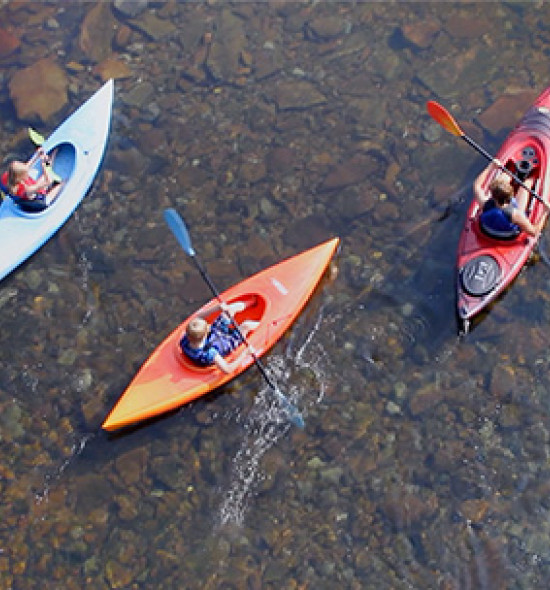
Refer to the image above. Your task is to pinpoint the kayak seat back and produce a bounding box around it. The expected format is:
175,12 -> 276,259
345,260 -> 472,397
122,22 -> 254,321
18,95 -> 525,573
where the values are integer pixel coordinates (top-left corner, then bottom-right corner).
479,217 -> 520,241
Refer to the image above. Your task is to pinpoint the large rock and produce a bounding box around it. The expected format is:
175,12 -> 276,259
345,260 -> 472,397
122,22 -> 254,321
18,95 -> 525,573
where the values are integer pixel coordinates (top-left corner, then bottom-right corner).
79,2 -> 116,63
205,9 -> 247,83
9,59 -> 68,122
476,90 -> 539,137
272,79 -> 327,111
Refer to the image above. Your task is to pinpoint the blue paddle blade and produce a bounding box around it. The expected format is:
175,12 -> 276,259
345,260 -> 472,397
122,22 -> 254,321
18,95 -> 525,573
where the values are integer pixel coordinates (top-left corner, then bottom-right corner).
289,409 -> 305,429
275,389 -> 305,428
164,208 -> 195,256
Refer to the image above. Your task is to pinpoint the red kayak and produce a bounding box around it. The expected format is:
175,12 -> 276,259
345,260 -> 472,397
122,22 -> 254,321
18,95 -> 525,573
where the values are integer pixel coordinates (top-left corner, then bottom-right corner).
456,86 -> 550,332
102,237 -> 339,431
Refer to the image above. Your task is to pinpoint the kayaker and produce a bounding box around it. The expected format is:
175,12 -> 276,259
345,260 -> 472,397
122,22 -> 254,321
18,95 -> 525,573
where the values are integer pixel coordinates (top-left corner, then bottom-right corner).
0,148 -> 61,209
473,159 -> 545,238
180,300 -> 259,373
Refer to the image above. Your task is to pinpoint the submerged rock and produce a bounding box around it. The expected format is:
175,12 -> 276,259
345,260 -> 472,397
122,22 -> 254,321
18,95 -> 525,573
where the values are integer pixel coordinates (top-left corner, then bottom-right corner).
79,2 -> 116,63
114,0 -> 148,18
272,80 -> 327,111
0,27 -> 20,57
9,58 -> 68,122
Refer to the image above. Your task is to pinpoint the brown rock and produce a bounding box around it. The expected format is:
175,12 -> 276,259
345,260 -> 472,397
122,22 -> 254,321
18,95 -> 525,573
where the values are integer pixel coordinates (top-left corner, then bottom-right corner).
92,57 -> 132,82
409,383 -> 444,416
79,2 -> 116,63
476,90 -> 539,137
205,9 -> 247,83
9,59 -> 68,122
320,153 -> 384,191
380,490 -> 438,529
401,20 -> 441,49
460,499 -> 489,523
282,214 -> 333,251
128,11 -> 177,41
239,158 -> 267,184
273,80 -> 327,111
305,16 -> 348,42
265,147 -> 296,175
444,16 -> 489,40
115,447 -> 148,486
105,560 -> 135,589
114,24 -> 132,49
0,28 -> 20,57
488,364 -> 517,399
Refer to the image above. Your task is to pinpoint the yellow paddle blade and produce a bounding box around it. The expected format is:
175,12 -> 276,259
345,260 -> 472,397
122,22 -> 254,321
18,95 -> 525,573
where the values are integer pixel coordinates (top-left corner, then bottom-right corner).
28,127 -> 45,145
426,100 -> 464,137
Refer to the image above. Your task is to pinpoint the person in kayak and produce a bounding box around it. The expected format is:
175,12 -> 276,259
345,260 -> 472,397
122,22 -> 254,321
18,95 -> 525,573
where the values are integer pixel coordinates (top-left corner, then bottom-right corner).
474,159 -> 544,238
0,148 -> 61,209
180,300 -> 259,373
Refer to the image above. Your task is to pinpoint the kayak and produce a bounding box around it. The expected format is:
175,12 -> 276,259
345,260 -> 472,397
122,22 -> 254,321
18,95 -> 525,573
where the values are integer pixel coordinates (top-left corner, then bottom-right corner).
0,79 -> 114,282
456,85 -> 550,332
102,237 -> 339,431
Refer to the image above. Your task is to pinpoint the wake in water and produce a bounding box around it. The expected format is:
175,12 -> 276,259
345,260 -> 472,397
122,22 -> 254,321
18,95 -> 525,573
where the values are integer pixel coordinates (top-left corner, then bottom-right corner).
217,308 -> 330,527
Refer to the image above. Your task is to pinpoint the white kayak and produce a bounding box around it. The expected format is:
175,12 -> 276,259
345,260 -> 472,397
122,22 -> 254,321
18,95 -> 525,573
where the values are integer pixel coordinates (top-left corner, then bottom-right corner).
0,79 -> 114,282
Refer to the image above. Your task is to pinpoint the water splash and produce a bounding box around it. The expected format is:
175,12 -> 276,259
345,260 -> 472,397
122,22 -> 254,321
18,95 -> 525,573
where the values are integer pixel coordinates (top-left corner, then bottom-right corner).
34,432 -> 95,505
217,306 -> 328,527
217,390 -> 291,527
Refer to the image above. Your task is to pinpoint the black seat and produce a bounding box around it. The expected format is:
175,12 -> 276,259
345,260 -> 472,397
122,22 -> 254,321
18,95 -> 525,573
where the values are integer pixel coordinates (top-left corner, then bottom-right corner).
479,218 -> 520,240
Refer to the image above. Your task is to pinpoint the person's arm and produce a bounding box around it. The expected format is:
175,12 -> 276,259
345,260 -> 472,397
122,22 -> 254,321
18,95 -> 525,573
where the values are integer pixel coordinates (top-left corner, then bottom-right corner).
510,209 -> 539,237
213,345 -> 252,374
474,159 -> 502,206
197,300 -> 245,320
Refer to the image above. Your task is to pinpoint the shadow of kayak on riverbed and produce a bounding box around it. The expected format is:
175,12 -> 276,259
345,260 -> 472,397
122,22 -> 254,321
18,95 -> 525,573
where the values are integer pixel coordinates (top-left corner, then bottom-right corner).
342,186 -> 470,376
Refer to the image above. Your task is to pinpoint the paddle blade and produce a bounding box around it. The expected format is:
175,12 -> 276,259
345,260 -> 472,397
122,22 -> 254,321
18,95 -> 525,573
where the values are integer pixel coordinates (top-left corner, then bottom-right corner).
426,100 -> 464,137
274,388 -> 304,428
164,208 -> 195,256
28,127 -> 45,146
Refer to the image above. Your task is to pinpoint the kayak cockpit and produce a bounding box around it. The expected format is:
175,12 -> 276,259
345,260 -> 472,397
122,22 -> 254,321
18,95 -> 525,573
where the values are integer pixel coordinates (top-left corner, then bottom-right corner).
174,293 -> 267,371
10,142 -> 76,216
474,143 -> 542,241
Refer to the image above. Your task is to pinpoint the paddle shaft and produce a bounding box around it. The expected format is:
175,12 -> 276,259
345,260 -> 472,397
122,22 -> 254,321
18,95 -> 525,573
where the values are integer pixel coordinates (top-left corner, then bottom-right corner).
190,253 -> 305,424
427,99 -> 549,209
164,207 -> 304,426
461,134 -> 548,209
188,253 -> 278,390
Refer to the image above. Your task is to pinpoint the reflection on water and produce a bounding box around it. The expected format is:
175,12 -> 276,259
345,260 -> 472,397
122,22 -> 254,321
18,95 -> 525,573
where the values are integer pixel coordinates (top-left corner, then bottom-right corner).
3,1 -> 550,588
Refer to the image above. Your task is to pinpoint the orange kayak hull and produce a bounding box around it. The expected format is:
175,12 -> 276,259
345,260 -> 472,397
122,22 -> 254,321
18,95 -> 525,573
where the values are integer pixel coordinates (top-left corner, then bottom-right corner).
102,237 -> 339,431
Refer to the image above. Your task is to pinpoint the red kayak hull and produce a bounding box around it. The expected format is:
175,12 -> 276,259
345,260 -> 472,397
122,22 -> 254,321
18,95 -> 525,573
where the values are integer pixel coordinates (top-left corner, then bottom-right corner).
456,86 -> 550,326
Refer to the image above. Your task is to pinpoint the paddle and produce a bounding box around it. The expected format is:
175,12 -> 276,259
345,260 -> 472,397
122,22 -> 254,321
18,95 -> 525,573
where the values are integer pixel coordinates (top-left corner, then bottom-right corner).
28,127 -> 46,146
27,127 -> 62,184
163,207 -> 305,428
426,100 -> 549,210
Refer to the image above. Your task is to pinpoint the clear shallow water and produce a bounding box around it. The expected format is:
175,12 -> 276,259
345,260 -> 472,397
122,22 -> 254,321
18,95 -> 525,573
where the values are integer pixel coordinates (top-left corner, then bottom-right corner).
2,1 -> 550,588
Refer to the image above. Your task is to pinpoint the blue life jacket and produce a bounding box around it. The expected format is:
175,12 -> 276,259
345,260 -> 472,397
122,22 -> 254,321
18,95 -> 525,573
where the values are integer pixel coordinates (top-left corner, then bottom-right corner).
479,198 -> 520,239
180,315 -> 242,366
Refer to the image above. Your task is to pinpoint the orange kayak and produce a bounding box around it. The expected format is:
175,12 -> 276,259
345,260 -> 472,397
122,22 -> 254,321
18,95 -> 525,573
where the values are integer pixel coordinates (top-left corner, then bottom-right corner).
102,237 -> 339,431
